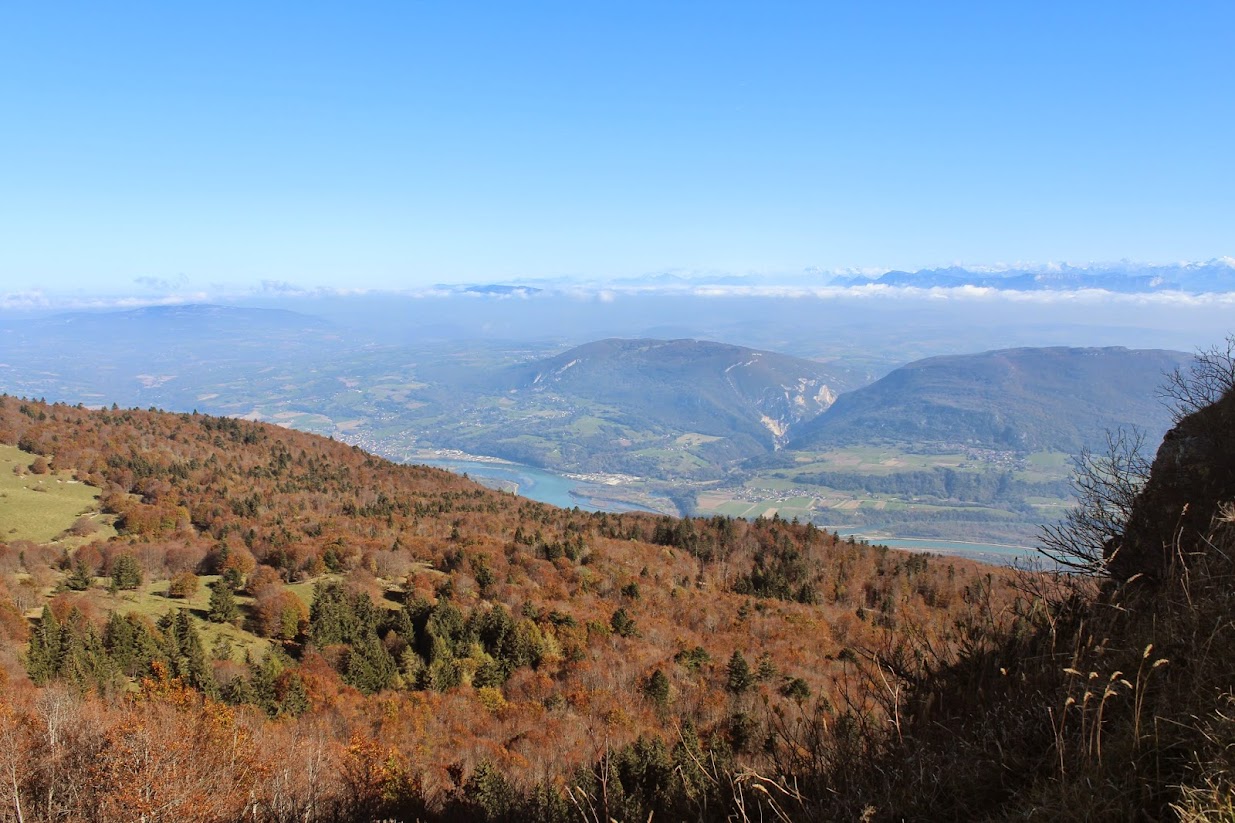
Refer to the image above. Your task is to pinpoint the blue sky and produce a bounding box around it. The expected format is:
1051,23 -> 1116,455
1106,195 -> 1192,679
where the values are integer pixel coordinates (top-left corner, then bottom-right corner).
1,2 -> 1232,298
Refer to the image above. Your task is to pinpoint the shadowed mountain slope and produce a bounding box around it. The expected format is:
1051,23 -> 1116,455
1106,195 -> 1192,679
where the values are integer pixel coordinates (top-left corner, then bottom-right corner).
791,346 -> 1191,453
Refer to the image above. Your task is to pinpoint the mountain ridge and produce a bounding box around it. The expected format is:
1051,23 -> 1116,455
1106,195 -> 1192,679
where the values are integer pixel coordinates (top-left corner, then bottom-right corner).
828,258 -> 1235,293
791,345 -> 1192,453
503,337 -> 849,447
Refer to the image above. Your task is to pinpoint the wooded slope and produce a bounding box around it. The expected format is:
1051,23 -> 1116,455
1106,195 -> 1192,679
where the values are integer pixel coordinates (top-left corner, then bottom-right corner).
0,396 -> 1019,821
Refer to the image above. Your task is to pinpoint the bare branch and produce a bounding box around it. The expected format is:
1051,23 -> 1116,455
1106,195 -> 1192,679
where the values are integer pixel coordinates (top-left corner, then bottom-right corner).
1038,428 -> 1151,575
1158,335 -> 1235,423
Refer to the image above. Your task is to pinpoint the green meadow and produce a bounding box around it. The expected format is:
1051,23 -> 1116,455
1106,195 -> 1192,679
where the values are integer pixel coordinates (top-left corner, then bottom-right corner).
0,444 -> 112,544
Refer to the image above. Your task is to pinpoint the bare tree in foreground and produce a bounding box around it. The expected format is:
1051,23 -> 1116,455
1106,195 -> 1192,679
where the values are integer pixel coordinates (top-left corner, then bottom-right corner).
1038,428 -> 1151,574
1040,335 -> 1235,576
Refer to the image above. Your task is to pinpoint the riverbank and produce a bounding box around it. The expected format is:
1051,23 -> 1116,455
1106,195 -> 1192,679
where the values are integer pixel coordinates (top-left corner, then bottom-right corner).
412,456 -> 671,515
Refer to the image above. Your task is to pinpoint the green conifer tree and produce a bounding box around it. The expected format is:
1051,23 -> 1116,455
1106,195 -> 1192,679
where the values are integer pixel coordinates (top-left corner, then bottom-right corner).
57,607 -> 113,690
344,633 -> 396,694
26,605 -> 61,684
207,579 -> 240,624
248,653 -> 280,715
104,611 -> 166,677
110,554 -> 143,590
643,668 -> 671,708
277,671 -> 310,717
66,557 -> 93,591
610,607 -> 637,638
755,653 -> 777,682
222,673 -> 256,706
158,610 -> 218,698
463,761 -> 513,820
726,650 -> 753,695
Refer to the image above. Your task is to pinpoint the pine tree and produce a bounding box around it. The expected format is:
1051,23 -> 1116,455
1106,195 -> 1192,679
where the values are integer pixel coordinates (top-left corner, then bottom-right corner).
726,650 -> 753,695
65,557 -> 93,591
308,580 -> 357,646
471,554 -> 495,592
779,676 -> 811,703
222,673 -> 256,706
211,634 -> 234,661
104,611 -> 166,677
248,653 -> 280,715
344,633 -> 397,694
26,605 -> 61,684
671,720 -> 711,809
727,711 -> 756,752
462,761 -> 513,820
755,652 -> 777,682
158,610 -> 218,698
110,554 -> 143,590
429,654 -> 461,691
472,657 -> 505,688
643,668 -> 671,708
610,607 -> 637,638
207,579 -> 239,624
50,607 -> 114,691
277,671 -> 310,717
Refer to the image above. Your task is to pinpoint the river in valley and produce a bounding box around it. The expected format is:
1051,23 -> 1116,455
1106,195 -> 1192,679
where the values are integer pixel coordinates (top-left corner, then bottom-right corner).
414,457 -> 665,514
414,457 -> 1039,564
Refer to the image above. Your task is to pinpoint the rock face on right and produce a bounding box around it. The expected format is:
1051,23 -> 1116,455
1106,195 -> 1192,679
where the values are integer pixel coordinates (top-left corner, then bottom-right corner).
1108,387 -> 1235,582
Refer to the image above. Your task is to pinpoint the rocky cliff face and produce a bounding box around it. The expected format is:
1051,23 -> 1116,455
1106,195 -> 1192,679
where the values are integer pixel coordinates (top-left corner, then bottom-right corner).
749,376 -> 838,446
1108,387 -> 1235,582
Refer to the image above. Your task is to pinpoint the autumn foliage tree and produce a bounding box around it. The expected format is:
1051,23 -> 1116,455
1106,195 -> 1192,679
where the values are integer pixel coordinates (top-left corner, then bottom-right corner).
168,570 -> 199,599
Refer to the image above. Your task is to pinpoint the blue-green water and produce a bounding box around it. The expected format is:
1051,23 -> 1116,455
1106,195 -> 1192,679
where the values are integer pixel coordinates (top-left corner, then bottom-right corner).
417,458 -> 661,514
837,532 -> 1039,565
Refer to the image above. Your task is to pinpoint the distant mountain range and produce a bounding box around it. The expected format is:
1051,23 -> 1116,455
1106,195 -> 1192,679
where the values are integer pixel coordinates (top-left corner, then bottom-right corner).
443,259 -> 1235,297
827,259 -> 1235,293
790,346 -> 1192,453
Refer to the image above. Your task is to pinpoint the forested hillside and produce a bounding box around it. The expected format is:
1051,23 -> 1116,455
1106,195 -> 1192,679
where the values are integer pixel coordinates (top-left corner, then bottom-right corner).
484,337 -> 858,466
0,396 -> 1020,822
792,346 -> 1190,453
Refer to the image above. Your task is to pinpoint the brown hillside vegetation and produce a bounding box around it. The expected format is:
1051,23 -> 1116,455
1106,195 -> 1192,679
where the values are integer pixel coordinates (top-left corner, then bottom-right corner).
0,395 -> 1026,821
796,347 -> 1235,821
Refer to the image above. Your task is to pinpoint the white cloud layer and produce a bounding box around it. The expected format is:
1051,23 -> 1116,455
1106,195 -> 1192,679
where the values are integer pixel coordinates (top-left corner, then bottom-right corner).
4,258 -> 1234,312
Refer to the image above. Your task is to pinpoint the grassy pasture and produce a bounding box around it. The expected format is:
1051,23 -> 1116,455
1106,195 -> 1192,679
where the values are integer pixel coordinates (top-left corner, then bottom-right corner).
60,573 -> 274,662
568,416 -> 607,436
0,444 -> 109,543
785,446 -> 972,475
675,433 -> 722,446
